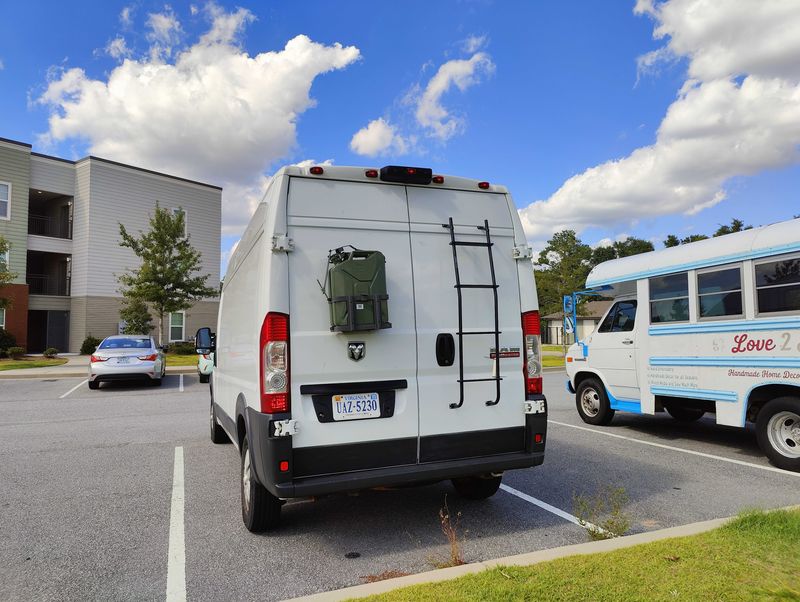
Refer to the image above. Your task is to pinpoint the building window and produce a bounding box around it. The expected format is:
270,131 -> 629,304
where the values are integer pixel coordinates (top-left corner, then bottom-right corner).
0,308 -> 5,329
169,311 -> 185,342
0,182 -> 10,220
598,300 -> 637,333
649,273 -> 689,323
755,255 -> 800,315
697,266 -> 743,319
172,208 -> 187,238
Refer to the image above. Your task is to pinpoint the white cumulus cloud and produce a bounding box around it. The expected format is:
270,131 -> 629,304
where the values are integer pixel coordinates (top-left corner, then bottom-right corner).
37,6 -> 361,236
415,52 -> 495,140
105,37 -> 131,60
349,118 -> 409,157
519,0 -> 800,243
120,6 -> 133,27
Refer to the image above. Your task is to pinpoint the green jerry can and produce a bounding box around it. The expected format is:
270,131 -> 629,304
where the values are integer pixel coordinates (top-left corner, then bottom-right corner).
327,248 -> 391,332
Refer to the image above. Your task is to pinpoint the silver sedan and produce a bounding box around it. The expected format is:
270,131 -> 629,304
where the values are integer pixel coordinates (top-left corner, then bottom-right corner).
88,335 -> 166,389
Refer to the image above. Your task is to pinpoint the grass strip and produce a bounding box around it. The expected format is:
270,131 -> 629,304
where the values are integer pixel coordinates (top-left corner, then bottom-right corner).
0,358 -> 69,371
165,354 -> 199,367
542,355 -> 565,368
361,509 -> 800,602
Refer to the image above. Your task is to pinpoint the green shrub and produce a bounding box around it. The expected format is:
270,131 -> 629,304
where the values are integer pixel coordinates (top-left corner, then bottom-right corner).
80,335 -> 101,355
43,347 -> 59,358
7,346 -> 25,360
0,327 -> 17,351
167,342 -> 196,355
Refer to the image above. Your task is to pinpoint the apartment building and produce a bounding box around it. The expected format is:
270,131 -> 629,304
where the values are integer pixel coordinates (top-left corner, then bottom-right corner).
0,136 -> 221,353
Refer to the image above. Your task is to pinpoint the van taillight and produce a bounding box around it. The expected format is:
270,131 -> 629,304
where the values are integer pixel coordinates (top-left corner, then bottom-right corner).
260,312 -> 289,413
522,311 -> 542,395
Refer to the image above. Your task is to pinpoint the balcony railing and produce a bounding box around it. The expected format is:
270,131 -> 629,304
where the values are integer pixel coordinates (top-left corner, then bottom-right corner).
27,273 -> 70,296
28,214 -> 72,239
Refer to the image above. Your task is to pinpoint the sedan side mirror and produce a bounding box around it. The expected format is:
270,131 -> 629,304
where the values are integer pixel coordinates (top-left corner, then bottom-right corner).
195,327 -> 216,354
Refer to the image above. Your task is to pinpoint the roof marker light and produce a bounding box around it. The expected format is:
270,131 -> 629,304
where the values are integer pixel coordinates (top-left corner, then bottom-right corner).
432,175 -> 444,184
478,181 -> 490,190
309,166 -> 324,175
365,169 -> 378,178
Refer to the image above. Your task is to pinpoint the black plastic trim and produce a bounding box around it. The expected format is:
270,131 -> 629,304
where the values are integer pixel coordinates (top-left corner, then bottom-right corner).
300,379 -> 408,395
275,451 -> 543,498
420,426 -> 525,462
293,436 -> 417,478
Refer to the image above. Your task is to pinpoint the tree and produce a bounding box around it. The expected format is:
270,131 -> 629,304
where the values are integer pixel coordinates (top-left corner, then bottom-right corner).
0,236 -> 17,310
119,293 -> 154,335
663,234 -> 680,248
664,233 -> 709,247
591,237 -> 654,264
535,230 -> 593,317
119,204 -> 217,345
713,218 -> 752,237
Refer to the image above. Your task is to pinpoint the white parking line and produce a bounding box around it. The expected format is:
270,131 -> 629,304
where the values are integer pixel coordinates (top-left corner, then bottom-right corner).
499,484 -> 611,536
166,446 -> 186,602
549,420 -> 800,478
59,379 -> 88,399
179,374 -> 184,393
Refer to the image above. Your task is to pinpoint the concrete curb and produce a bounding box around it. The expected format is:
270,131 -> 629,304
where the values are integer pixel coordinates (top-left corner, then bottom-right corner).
286,515 -> 734,601
0,366 -> 198,379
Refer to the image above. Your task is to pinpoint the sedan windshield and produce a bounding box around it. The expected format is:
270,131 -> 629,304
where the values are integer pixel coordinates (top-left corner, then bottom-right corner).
99,337 -> 152,350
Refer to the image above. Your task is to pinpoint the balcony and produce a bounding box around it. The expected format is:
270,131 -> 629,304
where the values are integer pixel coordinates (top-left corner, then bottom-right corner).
28,190 -> 72,240
26,251 -> 71,297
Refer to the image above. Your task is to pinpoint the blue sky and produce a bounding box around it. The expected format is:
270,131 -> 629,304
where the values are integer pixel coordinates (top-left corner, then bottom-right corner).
1,1 -> 798,274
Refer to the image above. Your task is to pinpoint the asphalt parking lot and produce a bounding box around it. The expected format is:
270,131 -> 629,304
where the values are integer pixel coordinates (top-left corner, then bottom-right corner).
1,371 -> 798,601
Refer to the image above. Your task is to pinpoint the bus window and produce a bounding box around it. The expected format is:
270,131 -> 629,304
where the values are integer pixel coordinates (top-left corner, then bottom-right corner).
649,273 -> 689,323
698,267 -> 743,318
755,256 -> 800,314
598,300 -> 637,333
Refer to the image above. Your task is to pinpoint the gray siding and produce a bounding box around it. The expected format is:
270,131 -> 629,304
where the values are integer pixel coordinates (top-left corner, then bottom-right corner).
70,162 -> 92,300
81,159 -> 221,298
30,156 -> 75,196
0,141 -> 30,284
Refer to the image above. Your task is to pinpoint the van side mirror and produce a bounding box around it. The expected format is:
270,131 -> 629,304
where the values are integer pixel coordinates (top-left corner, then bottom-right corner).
195,327 -> 215,354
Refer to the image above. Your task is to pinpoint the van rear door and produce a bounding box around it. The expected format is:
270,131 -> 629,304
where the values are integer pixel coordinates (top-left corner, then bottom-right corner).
407,187 -> 526,462
287,178 -> 419,477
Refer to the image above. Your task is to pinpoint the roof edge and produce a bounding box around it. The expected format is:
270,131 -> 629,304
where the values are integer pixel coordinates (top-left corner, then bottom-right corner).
78,155 -> 223,191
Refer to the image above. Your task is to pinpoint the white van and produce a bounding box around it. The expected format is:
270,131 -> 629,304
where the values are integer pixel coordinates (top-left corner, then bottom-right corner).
196,165 -> 547,532
564,218 -> 800,471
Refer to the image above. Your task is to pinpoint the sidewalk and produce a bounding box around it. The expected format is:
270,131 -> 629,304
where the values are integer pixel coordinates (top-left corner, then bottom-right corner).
0,355 -> 197,379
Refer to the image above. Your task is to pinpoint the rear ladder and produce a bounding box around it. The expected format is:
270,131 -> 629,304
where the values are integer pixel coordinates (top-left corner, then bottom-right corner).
442,217 -> 502,409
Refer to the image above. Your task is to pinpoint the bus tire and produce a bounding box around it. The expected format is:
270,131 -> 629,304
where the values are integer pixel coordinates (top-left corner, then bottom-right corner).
756,397 -> 800,472
665,404 -> 705,422
452,474 -> 502,500
576,378 -> 615,426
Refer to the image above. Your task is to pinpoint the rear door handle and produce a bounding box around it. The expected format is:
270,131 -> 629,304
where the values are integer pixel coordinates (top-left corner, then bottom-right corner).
436,333 -> 455,366
622,339 -> 634,345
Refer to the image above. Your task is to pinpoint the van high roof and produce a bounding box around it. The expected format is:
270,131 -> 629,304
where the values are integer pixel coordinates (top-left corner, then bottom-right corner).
586,217 -> 800,288
276,164 -> 509,194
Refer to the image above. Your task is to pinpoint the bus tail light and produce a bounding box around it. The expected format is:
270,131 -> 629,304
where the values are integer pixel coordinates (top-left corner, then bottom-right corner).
522,310 -> 542,395
260,312 -> 290,413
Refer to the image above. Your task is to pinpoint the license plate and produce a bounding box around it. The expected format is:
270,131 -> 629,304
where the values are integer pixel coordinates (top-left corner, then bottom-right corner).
332,392 -> 380,421
116,357 -> 131,364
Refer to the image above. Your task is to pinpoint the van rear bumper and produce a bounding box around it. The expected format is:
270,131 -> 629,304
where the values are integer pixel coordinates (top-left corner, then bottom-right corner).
244,398 -> 547,499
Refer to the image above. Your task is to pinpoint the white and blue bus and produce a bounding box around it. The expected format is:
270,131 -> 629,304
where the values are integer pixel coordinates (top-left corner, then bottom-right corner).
565,217 -> 800,471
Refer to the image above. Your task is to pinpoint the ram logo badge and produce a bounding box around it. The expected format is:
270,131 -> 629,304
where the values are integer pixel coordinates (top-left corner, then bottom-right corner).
348,342 -> 365,362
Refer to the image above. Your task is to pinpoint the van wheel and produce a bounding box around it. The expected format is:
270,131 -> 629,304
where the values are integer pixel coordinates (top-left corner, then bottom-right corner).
88,380 -> 99,390
240,436 -> 281,532
199,373 -> 210,384
576,378 -> 615,426
210,402 -> 228,444
756,397 -> 800,472
665,405 -> 705,422
452,475 -> 502,500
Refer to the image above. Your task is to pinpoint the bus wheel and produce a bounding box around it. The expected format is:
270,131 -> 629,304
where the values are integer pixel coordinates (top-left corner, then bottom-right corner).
665,404 -> 705,422
576,378 -> 615,426
756,397 -> 800,472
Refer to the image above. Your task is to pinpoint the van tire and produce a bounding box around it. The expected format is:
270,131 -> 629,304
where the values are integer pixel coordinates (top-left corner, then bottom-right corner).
240,436 -> 281,532
756,397 -> 800,472
451,475 -> 502,500
199,373 -> 210,384
665,405 -> 705,422
210,402 -> 228,444
576,378 -> 615,426
88,380 -> 99,390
